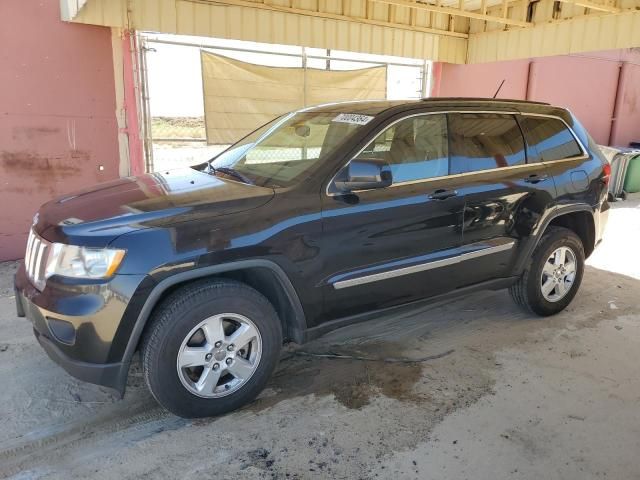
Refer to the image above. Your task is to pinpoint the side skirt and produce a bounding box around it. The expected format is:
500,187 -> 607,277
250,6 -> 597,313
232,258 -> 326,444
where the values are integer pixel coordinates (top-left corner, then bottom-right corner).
302,276 -> 519,343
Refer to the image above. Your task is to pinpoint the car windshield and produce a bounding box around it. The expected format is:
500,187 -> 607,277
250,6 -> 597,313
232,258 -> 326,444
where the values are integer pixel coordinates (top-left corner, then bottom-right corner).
206,111 -> 373,188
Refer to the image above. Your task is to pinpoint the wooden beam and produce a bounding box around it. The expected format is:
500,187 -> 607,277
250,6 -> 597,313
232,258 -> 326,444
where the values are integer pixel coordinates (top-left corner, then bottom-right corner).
372,0 -> 533,27
555,0 -> 619,12
191,0 -> 469,37
480,0 -> 488,31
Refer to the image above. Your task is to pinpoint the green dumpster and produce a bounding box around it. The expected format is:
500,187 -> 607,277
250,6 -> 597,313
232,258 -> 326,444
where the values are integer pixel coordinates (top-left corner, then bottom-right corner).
623,154 -> 640,193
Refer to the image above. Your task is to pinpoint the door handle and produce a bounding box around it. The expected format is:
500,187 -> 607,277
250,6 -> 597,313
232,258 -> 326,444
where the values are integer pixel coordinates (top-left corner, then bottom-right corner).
523,173 -> 549,184
428,189 -> 458,200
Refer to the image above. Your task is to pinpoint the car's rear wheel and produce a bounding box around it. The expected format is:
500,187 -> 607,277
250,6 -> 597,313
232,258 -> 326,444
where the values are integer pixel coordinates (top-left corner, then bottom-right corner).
141,279 -> 282,418
509,226 -> 585,316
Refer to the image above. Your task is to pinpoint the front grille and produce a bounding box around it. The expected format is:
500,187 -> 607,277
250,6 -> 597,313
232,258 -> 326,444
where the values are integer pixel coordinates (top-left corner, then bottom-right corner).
24,229 -> 51,290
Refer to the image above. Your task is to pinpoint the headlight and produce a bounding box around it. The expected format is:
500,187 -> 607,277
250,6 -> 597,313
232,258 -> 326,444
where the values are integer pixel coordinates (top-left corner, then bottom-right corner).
44,244 -> 126,281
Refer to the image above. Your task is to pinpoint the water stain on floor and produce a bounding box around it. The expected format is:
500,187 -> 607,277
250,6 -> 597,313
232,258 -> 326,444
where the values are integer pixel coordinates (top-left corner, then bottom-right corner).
248,342 -> 433,411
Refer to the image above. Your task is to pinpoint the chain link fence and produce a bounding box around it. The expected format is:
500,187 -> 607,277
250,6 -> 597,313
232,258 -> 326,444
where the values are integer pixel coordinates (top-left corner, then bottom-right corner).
150,116 -> 227,171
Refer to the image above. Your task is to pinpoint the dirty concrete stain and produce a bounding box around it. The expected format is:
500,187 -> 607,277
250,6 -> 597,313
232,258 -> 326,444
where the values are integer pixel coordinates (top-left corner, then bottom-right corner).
269,355 -> 425,409
242,339 -> 447,412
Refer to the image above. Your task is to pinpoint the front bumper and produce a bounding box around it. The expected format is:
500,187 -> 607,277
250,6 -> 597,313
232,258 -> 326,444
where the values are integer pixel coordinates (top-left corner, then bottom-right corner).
34,326 -> 128,393
14,264 -> 148,395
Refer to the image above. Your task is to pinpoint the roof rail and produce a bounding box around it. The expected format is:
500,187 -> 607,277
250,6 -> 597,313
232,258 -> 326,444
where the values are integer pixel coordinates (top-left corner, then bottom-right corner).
421,97 -> 550,106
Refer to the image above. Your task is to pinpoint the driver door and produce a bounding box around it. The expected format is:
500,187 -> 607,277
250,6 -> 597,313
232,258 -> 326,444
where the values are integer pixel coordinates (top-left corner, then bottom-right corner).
319,113 -> 467,321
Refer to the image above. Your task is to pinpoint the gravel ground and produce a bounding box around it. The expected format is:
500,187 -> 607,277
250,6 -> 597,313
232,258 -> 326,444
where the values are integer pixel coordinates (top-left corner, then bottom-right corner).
0,196 -> 639,479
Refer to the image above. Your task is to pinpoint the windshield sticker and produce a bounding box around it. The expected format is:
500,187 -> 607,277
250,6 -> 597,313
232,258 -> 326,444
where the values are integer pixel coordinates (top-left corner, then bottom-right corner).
332,113 -> 374,125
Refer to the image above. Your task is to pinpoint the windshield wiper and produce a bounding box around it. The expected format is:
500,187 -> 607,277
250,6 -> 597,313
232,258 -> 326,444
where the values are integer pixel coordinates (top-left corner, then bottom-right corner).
212,166 -> 254,185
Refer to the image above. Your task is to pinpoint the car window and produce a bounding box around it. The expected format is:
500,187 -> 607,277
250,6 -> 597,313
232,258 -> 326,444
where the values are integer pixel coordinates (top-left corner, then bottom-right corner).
357,114 -> 449,183
448,113 -> 526,174
519,116 -> 584,162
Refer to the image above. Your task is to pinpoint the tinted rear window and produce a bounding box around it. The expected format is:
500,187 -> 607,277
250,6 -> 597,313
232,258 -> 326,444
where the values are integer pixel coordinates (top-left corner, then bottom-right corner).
519,116 -> 583,162
448,113 -> 526,174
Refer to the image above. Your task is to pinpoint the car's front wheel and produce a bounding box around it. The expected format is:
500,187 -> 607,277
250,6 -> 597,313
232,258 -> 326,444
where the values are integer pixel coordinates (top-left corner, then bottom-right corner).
510,226 -> 585,316
141,279 -> 282,418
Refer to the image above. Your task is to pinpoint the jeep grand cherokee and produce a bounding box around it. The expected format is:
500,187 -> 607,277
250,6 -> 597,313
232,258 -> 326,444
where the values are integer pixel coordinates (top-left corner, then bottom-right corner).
15,99 -> 610,417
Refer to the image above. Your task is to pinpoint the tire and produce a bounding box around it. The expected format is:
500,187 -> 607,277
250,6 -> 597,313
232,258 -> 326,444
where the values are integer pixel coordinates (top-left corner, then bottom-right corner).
141,279 -> 282,418
509,226 -> 585,316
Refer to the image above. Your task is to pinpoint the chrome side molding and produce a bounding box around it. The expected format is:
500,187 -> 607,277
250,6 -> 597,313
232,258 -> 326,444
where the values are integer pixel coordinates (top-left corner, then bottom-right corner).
333,240 -> 515,289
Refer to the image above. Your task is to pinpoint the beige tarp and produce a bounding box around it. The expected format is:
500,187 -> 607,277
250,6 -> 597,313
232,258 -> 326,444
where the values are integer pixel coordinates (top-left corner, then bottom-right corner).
201,51 -> 387,145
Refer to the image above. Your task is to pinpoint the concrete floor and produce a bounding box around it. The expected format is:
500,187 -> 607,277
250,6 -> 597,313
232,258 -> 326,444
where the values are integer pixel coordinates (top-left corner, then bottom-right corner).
0,197 -> 639,479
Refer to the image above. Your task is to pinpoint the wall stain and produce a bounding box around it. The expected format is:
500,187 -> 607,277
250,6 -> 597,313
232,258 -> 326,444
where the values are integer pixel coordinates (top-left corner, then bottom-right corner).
12,126 -> 61,142
1,150 -> 86,194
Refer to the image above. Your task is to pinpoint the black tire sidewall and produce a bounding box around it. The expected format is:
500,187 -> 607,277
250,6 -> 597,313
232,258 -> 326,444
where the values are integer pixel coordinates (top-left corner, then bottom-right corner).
144,284 -> 282,418
526,229 -> 585,316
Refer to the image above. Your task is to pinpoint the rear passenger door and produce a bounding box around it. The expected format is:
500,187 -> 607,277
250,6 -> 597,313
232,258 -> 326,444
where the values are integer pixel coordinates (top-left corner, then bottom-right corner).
518,114 -> 590,203
447,112 -> 557,287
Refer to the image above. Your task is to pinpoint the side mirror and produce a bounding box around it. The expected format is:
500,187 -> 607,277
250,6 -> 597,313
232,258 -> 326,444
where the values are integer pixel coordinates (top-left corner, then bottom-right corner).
334,158 -> 392,192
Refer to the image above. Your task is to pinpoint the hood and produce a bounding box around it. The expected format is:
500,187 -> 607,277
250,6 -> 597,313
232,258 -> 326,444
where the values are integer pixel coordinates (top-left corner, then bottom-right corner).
34,168 -> 274,247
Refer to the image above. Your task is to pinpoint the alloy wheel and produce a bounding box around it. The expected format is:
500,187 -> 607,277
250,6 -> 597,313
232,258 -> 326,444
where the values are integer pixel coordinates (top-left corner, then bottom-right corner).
176,313 -> 262,398
540,246 -> 577,302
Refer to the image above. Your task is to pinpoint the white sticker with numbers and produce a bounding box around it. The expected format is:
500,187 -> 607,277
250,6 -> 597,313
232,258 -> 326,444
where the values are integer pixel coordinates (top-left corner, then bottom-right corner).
332,113 -> 374,125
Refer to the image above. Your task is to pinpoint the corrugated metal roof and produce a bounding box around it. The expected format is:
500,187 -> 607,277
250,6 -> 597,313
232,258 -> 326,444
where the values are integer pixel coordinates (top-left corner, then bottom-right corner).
468,10 -> 640,63
64,0 -> 640,64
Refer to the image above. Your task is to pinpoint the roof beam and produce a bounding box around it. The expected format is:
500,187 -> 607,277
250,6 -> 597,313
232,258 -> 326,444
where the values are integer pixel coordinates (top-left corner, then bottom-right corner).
191,0 -> 469,38
372,0 -> 533,27
555,0 -> 620,12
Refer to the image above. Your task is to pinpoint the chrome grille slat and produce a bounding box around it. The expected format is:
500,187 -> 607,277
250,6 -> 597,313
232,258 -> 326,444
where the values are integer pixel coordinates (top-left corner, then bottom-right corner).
24,231 -> 34,272
24,229 -> 51,291
34,242 -> 45,282
24,232 -> 33,272
28,236 -> 38,276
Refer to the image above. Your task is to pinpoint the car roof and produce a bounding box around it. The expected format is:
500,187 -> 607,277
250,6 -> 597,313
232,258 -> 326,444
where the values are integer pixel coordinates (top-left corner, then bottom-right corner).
302,98 -> 558,116
299,100 -> 420,115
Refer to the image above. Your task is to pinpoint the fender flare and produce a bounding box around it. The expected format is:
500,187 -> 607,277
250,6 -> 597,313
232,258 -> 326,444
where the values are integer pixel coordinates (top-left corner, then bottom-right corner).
512,204 -> 595,275
120,259 -> 307,373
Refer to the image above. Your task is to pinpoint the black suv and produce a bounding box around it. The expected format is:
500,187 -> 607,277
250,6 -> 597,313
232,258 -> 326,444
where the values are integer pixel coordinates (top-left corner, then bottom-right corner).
15,99 -> 610,417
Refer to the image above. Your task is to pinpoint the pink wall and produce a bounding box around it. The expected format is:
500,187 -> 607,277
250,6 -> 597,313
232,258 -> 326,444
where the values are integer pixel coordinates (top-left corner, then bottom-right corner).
527,57 -> 619,145
435,49 -> 640,147
610,62 -> 640,147
0,1 -> 119,261
435,59 -> 530,99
